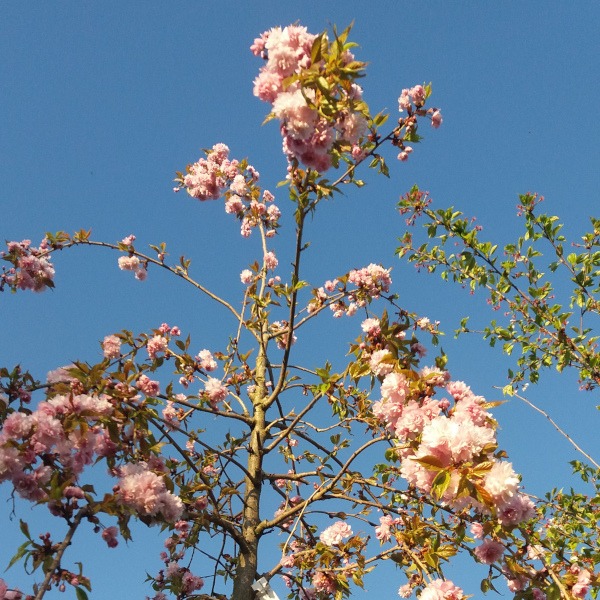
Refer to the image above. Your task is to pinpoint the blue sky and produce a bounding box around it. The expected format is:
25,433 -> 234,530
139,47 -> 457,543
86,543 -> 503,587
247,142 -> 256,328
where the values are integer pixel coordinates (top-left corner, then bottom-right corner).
1,2 -> 599,598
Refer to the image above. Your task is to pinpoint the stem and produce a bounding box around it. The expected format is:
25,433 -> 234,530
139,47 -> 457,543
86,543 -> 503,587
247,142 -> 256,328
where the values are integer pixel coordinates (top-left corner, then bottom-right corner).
33,507 -> 88,600
506,388 -> 600,469
68,239 -> 242,320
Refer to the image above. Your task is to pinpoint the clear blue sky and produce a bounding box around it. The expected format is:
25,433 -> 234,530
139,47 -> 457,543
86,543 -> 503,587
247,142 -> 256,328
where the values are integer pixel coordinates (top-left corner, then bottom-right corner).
1,2 -> 599,598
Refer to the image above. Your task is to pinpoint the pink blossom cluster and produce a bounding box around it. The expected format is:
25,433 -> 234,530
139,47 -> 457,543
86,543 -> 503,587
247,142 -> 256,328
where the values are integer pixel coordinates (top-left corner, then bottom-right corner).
101,526 -> 119,548
398,84 -> 442,130
319,520 -> 352,546
114,462 -> 183,523
252,25 -> 368,172
308,266 -> 392,319
375,514 -> 402,543
118,254 -> 147,280
0,579 -> 22,600
372,367 -> 535,525
571,565 -> 592,599
0,393 -> 115,503
348,264 -> 392,299
395,85 -> 443,162
102,334 -> 121,359
271,320 -> 297,350
179,143 -> 281,237
1,238 -> 55,292
196,349 -> 217,372
312,571 -> 336,595
203,377 -> 228,407
137,374 -> 160,396
419,578 -> 465,600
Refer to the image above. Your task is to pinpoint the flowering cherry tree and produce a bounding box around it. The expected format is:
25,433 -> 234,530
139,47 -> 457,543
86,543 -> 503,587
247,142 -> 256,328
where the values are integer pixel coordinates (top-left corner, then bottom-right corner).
1,23 -> 598,600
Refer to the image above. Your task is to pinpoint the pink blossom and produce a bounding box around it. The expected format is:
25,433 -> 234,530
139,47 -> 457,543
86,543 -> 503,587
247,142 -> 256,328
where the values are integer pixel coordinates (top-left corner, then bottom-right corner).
118,256 -> 140,271
420,579 -> 465,600
483,461 -> 520,505
183,144 -> 230,201
121,234 -> 136,246
102,335 -> 121,359
446,381 -> 472,402
361,318 -> 381,336
225,194 -> 244,214
181,572 -> 204,594
64,485 -> 85,499
474,539 -> 504,564
431,110 -> 443,129
348,263 -> 392,298
398,89 -> 411,112
115,462 -> 183,523
369,349 -> 394,377
281,554 -> 295,568
204,377 -> 228,406
137,374 -> 160,396
264,251 -> 278,270
240,269 -> 253,284
2,239 -> 55,292
375,514 -> 397,543
572,568 -> 591,599
470,522 -> 485,539
319,521 -> 352,546
505,575 -> 527,593
496,493 -> 536,526
147,335 -> 168,359
162,402 -> 178,429
230,174 -> 248,196
410,84 -> 425,106
398,584 -> 413,598
312,572 -> 336,595
134,266 -> 148,280
381,372 -> 409,403
196,349 -> 217,371
102,526 -> 119,548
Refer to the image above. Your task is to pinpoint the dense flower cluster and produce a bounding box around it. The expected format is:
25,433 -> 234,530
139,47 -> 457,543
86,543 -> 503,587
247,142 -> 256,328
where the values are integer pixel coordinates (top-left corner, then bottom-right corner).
118,254 -> 147,281
307,265 -> 393,319
1,239 -> 55,292
178,143 -> 280,237
114,462 -> 184,523
319,521 -> 353,546
395,85 -> 443,162
0,391 -> 115,502
102,334 -> 122,359
419,579 -> 465,600
252,24 -> 369,171
373,371 -> 535,524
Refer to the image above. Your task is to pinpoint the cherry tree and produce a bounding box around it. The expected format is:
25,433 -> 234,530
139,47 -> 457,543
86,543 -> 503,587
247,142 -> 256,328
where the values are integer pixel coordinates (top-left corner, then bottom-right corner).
1,23 -> 598,600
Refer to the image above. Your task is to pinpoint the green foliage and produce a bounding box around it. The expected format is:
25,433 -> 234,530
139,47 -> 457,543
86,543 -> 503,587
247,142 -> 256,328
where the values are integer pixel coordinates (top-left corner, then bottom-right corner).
398,188 -> 600,391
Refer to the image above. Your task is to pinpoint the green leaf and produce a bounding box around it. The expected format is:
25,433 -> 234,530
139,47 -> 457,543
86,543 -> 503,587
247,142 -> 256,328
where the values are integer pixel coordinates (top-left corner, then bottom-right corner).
19,519 -> 31,540
431,469 -> 451,500
76,587 -> 89,600
6,541 -> 30,570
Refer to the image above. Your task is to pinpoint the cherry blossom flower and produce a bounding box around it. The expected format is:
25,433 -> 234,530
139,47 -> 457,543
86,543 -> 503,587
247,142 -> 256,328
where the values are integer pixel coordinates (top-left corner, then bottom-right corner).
420,578 -> 465,600
102,526 -> 119,548
204,377 -> 228,406
319,521 -> 352,546
102,335 -> 121,359
115,462 -> 183,523
474,539 -> 504,564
